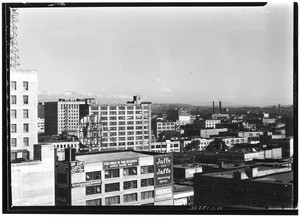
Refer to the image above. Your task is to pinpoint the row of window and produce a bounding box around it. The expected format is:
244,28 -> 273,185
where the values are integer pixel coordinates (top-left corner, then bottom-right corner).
11,124 -> 29,133
11,81 -> 28,91
101,116 -> 148,120
86,190 -> 153,206
11,95 -> 28,104
101,121 -> 148,126
11,109 -> 29,119
59,104 -> 80,109
103,126 -> 148,131
101,141 -> 148,146
94,105 -> 149,111
102,136 -> 147,142
86,179 -> 154,195
86,166 -> 153,181
11,137 -> 29,147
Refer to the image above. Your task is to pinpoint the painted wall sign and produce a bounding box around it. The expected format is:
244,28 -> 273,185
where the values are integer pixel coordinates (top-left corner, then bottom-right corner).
174,197 -> 188,205
154,186 -> 173,202
103,158 -> 139,169
154,154 -> 173,187
71,161 -> 84,174
71,179 -> 102,188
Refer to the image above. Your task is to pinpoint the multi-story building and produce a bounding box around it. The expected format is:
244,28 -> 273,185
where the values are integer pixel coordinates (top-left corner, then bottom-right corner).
41,140 -> 80,161
194,165 -> 293,209
222,137 -> 248,148
44,98 -> 94,136
11,144 -> 55,205
205,120 -> 221,129
88,96 -> 152,151
262,118 -> 276,126
212,113 -> 229,120
55,149 -> 173,206
238,131 -> 264,138
10,69 -> 38,160
167,108 -> 191,125
156,121 -> 180,137
200,128 -> 228,138
150,140 -> 180,153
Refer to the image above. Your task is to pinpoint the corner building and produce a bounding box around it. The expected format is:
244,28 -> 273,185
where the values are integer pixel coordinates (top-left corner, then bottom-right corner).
55,149 -> 173,206
89,96 -> 152,151
10,69 -> 38,160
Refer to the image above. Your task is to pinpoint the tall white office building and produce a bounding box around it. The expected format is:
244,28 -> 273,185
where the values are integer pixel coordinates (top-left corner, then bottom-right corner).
10,69 -> 38,161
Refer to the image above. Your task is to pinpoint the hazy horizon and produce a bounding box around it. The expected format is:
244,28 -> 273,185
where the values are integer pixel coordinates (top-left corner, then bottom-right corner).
17,3 -> 294,106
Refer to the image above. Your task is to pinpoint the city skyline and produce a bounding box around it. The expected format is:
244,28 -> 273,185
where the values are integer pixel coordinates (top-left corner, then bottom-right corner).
17,3 -> 293,106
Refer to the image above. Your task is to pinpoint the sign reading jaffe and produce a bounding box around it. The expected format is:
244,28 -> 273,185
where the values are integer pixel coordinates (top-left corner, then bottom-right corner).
154,154 -> 173,187
103,158 -> 139,169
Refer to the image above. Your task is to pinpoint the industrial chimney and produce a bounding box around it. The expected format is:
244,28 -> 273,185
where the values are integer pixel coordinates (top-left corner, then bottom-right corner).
219,101 -> 222,114
279,104 -> 281,114
213,101 -> 215,113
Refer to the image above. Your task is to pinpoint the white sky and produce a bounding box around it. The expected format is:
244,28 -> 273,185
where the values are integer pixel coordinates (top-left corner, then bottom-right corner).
17,2 -> 294,106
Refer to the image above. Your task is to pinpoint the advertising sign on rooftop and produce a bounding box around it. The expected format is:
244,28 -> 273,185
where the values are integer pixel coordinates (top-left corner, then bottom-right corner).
154,186 -> 173,202
71,161 -> 84,174
103,158 -> 139,169
154,154 -> 173,187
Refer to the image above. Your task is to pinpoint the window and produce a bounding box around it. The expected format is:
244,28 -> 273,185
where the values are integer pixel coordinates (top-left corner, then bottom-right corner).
23,123 -> 29,133
23,109 -> 29,118
105,183 -> 120,192
11,124 -> 17,133
109,111 -> 117,115
86,185 -> 101,195
100,111 -> 108,115
11,95 -> 17,104
123,167 -> 137,176
11,152 -> 17,160
124,193 -> 137,203
141,191 -> 154,200
11,109 -> 17,119
118,111 -> 125,115
100,106 -> 108,110
127,126 -> 134,130
105,196 -> 120,205
110,116 -> 117,120
86,171 -> 101,181
23,137 -> 29,146
105,169 -> 119,178
119,127 -> 125,130
141,166 -> 154,174
23,95 -> 28,104
127,106 -> 134,110
127,121 -> 134,125
123,180 -> 137,190
23,81 -> 28,90
11,81 -> 16,90
86,198 -> 101,206
11,138 -> 17,147
141,178 -> 154,187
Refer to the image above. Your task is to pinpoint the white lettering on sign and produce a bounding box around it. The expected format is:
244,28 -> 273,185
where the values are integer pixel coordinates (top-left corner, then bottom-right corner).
155,186 -> 173,202
156,168 -> 171,175
156,157 -> 171,165
174,198 -> 188,205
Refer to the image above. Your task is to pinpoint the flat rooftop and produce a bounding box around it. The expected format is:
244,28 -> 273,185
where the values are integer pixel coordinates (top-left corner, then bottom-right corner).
75,150 -> 157,163
252,171 -> 293,184
173,185 -> 193,193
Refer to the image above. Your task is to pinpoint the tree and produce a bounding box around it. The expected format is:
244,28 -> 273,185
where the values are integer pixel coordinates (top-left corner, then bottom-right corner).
206,138 -> 228,152
184,140 -> 200,152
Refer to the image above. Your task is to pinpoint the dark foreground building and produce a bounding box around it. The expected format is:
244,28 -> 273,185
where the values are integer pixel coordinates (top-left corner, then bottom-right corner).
194,165 -> 293,209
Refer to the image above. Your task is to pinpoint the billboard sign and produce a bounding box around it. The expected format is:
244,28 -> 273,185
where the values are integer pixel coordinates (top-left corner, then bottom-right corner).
71,161 -> 84,174
103,158 -> 138,169
72,179 -> 102,188
154,186 -> 173,202
174,197 -> 188,205
154,154 -> 173,187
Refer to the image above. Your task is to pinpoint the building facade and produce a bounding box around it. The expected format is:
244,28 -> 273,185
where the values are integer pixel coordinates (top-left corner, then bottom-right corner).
11,144 -> 56,205
88,96 -> 152,151
10,69 -> 38,160
194,165 -> 293,209
55,150 -> 173,206
156,121 -> 180,137
150,140 -> 180,153
44,98 -> 94,136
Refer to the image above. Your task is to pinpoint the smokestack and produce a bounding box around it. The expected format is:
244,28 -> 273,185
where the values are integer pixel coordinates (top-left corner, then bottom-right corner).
219,101 -> 222,114
213,101 -> 215,113
279,104 -> 281,114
